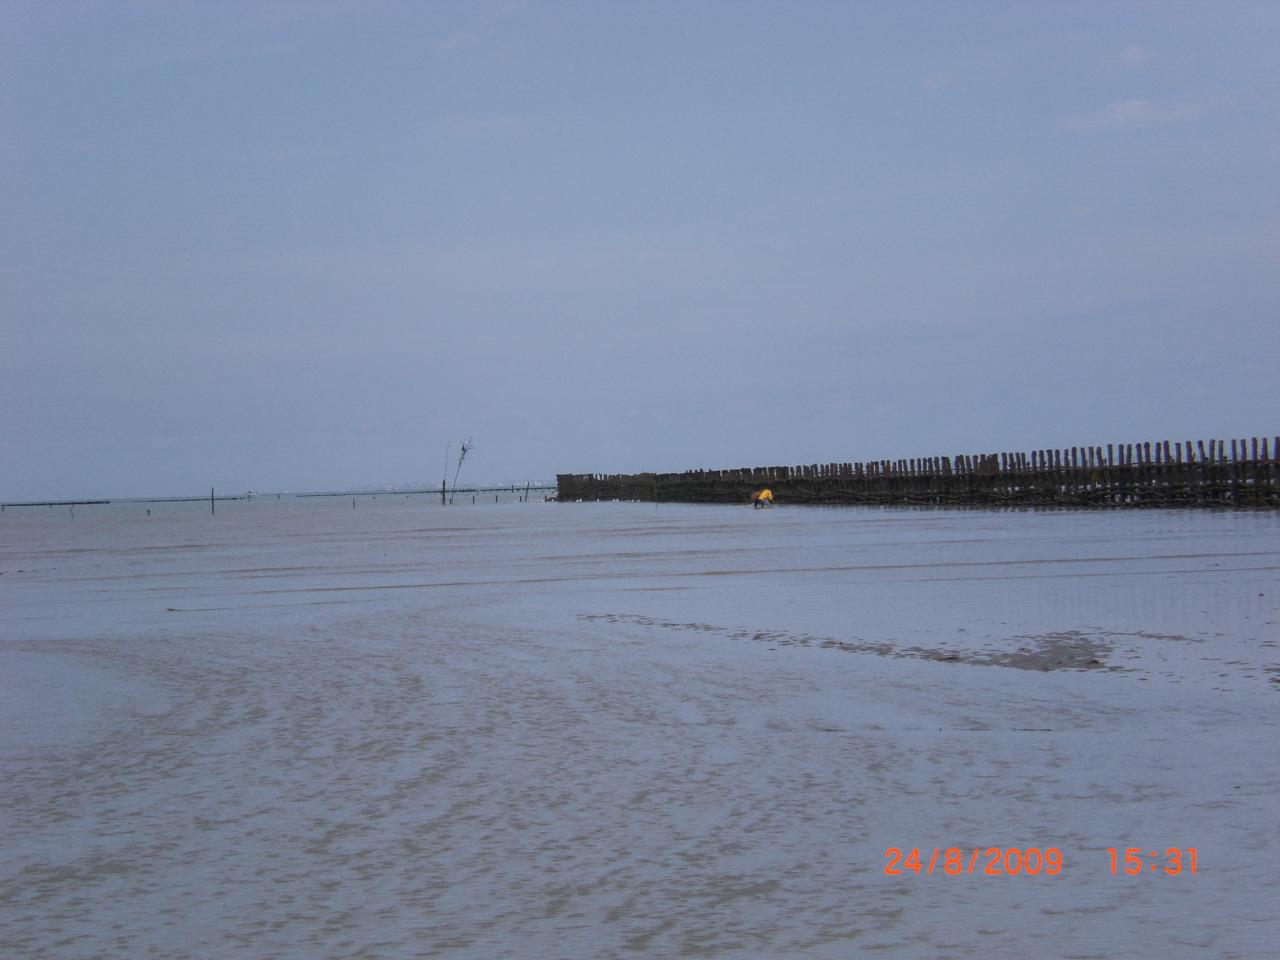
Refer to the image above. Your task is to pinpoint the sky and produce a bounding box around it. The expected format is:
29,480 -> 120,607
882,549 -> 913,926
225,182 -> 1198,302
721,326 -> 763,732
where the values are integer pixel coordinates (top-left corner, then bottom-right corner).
2,1 -> 1278,499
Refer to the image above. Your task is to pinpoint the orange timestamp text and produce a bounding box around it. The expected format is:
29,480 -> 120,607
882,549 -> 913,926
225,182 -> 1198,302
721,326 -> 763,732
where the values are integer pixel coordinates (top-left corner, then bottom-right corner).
884,846 -> 1199,877
885,847 -> 1062,876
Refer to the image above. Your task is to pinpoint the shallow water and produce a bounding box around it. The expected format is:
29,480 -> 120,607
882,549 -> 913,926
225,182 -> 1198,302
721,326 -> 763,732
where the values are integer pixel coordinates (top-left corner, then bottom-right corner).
2,498 -> 1278,958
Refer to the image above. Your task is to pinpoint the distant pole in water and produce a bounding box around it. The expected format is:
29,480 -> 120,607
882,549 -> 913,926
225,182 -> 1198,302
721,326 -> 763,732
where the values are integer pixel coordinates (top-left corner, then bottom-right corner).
211,486 -> 215,515
353,497 -> 356,509
452,437 -> 472,499
442,440 -> 451,505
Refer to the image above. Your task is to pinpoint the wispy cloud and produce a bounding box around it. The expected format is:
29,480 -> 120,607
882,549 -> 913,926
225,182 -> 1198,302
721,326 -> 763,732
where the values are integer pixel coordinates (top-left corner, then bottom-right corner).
437,0 -> 530,55
1120,45 -> 1151,68
921,70 -> 958,93
1058,97 -> 1223,134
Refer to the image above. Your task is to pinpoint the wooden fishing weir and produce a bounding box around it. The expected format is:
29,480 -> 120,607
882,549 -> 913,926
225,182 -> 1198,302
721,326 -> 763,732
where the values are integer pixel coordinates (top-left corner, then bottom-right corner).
556,436 -> 1280,508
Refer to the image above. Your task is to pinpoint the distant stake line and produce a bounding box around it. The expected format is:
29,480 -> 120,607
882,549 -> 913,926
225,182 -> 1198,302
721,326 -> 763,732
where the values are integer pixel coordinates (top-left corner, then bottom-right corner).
6,434 -> 1274,510
1,487 -> 556,509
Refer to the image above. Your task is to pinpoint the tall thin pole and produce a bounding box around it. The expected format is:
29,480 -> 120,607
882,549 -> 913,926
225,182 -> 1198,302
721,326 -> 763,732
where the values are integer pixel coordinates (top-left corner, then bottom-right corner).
452,438 -> 471,497
211,486 -> 215,515
442,441 -> 451,505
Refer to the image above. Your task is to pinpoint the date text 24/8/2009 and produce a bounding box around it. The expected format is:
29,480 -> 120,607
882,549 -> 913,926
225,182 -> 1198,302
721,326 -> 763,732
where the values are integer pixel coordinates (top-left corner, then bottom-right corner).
884,847 -> 1198,877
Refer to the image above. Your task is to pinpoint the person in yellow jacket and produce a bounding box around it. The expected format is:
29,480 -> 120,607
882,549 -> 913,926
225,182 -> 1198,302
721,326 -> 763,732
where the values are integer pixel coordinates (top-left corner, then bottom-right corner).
752,488 -> 773,508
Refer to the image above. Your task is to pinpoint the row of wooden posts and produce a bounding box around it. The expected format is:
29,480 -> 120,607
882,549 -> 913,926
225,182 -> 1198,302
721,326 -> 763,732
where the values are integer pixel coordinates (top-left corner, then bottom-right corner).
556,435 -> 1280,508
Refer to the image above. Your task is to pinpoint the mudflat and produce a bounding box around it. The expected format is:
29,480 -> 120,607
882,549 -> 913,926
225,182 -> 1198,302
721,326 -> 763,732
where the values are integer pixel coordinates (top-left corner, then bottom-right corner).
2,499 -> 1277,958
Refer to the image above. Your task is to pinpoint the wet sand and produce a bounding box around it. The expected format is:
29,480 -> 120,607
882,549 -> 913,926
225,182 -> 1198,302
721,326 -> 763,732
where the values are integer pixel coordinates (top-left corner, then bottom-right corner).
2,499 -> 1278,958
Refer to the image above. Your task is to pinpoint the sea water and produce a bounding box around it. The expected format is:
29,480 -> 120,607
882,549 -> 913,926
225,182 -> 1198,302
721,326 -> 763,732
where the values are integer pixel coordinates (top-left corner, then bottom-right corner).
2,497 -> 1277,958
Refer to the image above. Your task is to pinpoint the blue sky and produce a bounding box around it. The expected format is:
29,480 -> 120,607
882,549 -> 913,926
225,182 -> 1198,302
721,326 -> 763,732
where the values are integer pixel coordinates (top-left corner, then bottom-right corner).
2,1 -> 1277,498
